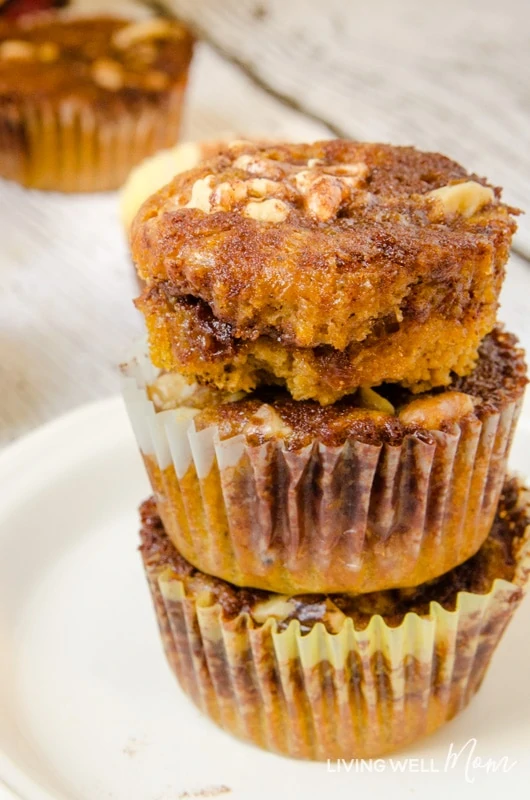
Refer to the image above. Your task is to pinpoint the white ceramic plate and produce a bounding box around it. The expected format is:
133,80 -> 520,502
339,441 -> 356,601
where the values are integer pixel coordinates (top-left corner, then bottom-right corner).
1,396 -> 530,800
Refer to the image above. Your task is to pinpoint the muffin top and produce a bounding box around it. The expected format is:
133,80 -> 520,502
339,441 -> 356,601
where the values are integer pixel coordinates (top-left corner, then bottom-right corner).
0,14 -> 194,100
148,328 -> 527,450
140,478 -> 530,632
132,139 -> 517,352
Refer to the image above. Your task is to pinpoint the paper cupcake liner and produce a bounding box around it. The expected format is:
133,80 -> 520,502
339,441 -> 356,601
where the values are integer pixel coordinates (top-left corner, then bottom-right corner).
122,341 -> 524,594
0,78 -> 188,192
141,503 -> 530,761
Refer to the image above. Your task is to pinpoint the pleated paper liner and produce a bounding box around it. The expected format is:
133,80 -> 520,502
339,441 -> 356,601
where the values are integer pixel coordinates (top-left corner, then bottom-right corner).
140,485 -> 530,761
0,80 -> 188,192
122,340 -> 524,594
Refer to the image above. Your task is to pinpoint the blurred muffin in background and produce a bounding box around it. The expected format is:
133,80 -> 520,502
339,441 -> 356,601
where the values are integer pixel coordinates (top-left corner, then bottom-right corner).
0,12 -> 194,191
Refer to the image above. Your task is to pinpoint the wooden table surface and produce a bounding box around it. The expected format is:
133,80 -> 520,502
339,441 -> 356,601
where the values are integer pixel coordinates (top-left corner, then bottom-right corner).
1,0 -> 529,445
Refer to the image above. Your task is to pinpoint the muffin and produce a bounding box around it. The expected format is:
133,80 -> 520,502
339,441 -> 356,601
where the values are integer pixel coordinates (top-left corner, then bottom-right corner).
122,327 -> 526,594
139,478 -> 530,760
0,13 -> 194,191
131,140 -> 519,404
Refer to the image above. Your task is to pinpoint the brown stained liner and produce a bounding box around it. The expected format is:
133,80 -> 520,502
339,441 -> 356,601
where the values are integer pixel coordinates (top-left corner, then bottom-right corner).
142,396 -> 522,594
0,80 -> 188,191
141,533 -> 528,761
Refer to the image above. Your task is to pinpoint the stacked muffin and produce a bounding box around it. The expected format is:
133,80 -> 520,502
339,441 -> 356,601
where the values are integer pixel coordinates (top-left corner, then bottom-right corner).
122,140 -> 530,759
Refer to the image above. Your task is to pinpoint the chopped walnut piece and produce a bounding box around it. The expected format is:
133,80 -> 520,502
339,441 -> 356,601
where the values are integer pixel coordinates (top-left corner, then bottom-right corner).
428,180 -> 494,218
211,180 -> 247,211
232,154 -> 253,170
209,181 -> 233,210
187,579 -> 216,608
293,169 -> 316,193
233,154 -> 285,180
244,198 -> 289,222
325,162 -> 368,180
399,391 -> 475,428
112,18 -> 186,49
184,175 -> 214,212
91,58 -> 124,90
303,173 -> 344,221
149,372 -> 199,411
251,596 -> 295,624
0,40 -> 35,60
245,178 -> 282,197
244,404 -> 293,438
293,163 -> 367,220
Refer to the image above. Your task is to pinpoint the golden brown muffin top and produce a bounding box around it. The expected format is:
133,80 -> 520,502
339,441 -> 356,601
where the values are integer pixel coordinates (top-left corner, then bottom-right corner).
148,328 -> 527,450
139,477 -> 530,632
132,139 -> 518,351
0,14 -> 194,101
